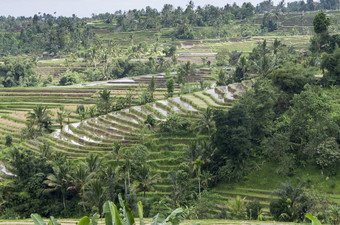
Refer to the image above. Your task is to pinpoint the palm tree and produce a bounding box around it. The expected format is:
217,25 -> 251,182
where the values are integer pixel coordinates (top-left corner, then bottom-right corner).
192,157 -> 204,199
69,165 -> 92,212
193,107 -> 215,137
200,170 -> 212,190
97,89 -> 112,114
56,107 -> 65,130
134,165 -> 160,198
26,105 -> 52,133
148,76 -> 155,99
65,110 -> 72,125
44,164 -> 73,209
116,150 -> 133,201
177,61 -> 195,86
253,54 -> 278,77
112,141 -> 122,163
272,38 -> 282,55
83,154 -> 101,173
228,196 -> 247,219
85,179 -> 106,215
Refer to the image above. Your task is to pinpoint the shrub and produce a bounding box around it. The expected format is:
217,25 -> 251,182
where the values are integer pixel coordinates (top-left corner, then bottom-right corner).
315,137 -> 340,175
59,70 -> 79,86
228,196 -> 247,219
270,198 -> 290,221
76,105 -> 85,114
246,201 -> 262,220
5,135 -> 12,146
192,191 -> 220,219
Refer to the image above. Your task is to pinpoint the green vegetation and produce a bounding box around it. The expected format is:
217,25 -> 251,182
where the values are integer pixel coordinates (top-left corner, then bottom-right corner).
0,1 -> 339,225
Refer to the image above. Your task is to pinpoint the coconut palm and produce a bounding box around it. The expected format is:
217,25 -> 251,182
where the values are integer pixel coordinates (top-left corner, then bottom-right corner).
44,164 -> 73,209
69,165 -> 92,212
272,38 -> 282,55
84,179 -> 107,215
82,153 -> 101,173
97,89 -> 112,114
253,54 -> 278,77
192,157 -> 204,199
26,105 -> 52,133
56,107 -> 65,130
193,107 -> 215,137
134,165 -> 160,198
112,141 -> 122,163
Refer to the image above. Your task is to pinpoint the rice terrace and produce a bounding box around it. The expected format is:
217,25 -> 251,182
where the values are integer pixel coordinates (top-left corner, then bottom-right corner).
0,0 -> 339,224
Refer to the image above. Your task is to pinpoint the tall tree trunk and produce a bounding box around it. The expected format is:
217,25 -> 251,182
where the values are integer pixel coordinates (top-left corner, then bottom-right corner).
198,176 -> 201,199
62,191 -> 66,209
124,178 -> 128,201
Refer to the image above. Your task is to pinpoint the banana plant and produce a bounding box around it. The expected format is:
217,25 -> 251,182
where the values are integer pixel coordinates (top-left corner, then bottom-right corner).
31,213 -> 99,225
306,213 -> 322,225
32,196 -> 193,225
31,214 -> 60,225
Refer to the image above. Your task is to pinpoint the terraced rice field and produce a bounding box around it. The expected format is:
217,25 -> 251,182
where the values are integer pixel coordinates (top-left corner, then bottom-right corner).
12,79 -> 252,200
0,69 -> 217,148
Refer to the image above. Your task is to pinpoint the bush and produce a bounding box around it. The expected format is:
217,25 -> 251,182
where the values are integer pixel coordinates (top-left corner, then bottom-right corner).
246,201 -> 262,220
192,191 -> 220,219
5,135 -> 12,146
59,70 -> 80,86
76,105 -> 85,114
270,198 -> 290,221
315,137 -> 340,175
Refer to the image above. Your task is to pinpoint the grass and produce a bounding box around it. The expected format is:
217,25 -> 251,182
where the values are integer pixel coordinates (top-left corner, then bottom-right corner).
210,162 -> 340,214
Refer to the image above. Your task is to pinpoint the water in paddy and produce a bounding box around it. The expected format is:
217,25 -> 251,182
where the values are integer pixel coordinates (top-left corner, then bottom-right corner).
217,86 -> 234,100
158,100 -> 182,113
172,97 -> 197,111
205,89 -> 227,102
151,103 -> 168,117
64,125 -> 101,143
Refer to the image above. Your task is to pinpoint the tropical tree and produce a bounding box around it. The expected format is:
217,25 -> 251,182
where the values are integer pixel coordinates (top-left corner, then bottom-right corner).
97,89 -> 112,114
85,179 -> 107,215
26,105 -> 52,135
192,157 -> 204,199
193,107 -> 215,137
270,182 -> 312,222
83,154 -> 101,173
272,38 -> 282,55
148,76 -> 156,99
313,12 -> 330,34
177,61 -> 195,85
253,54 -> 278,77
69,165 -> 92,212
56,107 -> 65,130
43,164 -> 73,209
112,141 -> 122,163
134,165 -> 160,198
229,196 -> 247,219
166,78 -> 175,97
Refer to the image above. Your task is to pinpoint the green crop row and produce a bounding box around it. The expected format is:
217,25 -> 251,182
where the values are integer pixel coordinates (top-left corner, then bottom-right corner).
106,113 -> 140,129
145,103 -> 166,119
179,95 -> 205,111
86,119 -> 133,137
129,107 -> 148,120
1,115 -> 26,124
192,92 -> 228,110
203,91 -> 232,106
98,116 -> 138,134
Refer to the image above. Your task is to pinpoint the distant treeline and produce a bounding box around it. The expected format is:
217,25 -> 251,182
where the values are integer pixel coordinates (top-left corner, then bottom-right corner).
0,0 -> 338,56
92,0 -> 339,31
